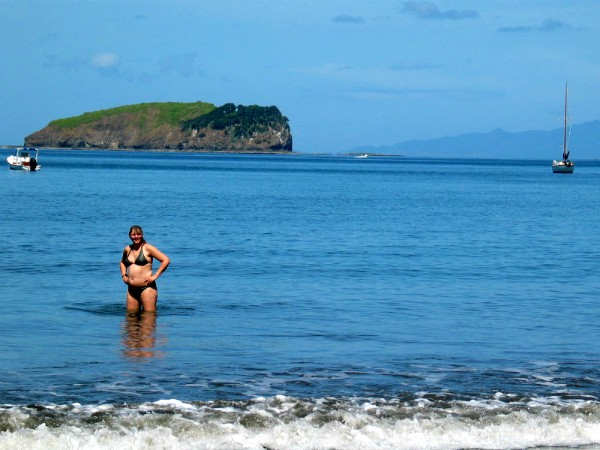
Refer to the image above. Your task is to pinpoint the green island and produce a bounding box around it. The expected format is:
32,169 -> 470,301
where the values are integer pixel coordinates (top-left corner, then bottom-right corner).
25,101 -> 293,152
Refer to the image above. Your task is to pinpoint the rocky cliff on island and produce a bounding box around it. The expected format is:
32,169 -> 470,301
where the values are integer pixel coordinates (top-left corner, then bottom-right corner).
24,102 -> 293,152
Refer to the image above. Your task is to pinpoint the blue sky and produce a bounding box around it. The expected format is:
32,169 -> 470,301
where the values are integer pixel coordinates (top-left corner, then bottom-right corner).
2,0 -> 599,153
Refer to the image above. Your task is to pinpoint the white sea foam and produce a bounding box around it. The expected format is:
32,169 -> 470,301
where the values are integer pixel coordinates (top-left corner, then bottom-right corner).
1,397 -> 600,450
1,414 -> 599,450
152,399 -> 197,409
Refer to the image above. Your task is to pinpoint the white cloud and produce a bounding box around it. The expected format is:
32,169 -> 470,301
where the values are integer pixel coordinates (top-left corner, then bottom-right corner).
90,52 -> 120,70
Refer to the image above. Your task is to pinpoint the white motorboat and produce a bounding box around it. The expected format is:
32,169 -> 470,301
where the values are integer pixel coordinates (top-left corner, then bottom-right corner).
7,147 -> 41,171
552,84 -> 574,174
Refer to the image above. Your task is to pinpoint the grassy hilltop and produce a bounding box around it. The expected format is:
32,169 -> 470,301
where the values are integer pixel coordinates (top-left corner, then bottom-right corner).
48,102 -> 216,130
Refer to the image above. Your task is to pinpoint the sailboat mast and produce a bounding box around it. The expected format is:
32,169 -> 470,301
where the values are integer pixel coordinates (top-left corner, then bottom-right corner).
563,83 -> 568,161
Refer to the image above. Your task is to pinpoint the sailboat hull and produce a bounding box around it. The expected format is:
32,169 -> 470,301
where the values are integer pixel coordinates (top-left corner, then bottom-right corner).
552,160 -> 574,173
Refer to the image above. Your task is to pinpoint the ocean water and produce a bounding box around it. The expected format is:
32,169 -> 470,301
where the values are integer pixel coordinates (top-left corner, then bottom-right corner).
1,149 -> 600,449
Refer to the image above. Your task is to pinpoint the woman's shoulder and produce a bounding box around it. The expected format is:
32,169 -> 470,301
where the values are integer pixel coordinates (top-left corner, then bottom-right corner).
144,243 -> 169,259
143,242 -> 158,252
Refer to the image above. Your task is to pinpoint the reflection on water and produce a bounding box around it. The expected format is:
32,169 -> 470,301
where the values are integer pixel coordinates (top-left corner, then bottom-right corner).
121,311 -> 165,359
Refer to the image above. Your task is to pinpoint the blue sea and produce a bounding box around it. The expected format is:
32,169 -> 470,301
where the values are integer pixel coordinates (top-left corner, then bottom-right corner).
2,149 -> 600,449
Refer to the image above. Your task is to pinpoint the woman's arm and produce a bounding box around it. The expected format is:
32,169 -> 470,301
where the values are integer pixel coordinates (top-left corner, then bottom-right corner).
146,244 -> 170,282
120,248 -> 129,283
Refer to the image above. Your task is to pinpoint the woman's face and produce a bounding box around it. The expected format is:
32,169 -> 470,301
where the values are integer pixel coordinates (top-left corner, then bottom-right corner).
130,230 -> 143,244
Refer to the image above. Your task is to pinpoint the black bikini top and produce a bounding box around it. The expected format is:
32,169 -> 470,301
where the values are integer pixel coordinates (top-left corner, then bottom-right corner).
122,245 -> 149,267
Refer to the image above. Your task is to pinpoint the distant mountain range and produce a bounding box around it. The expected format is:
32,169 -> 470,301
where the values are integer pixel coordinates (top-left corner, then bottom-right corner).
349,120 -> 600,160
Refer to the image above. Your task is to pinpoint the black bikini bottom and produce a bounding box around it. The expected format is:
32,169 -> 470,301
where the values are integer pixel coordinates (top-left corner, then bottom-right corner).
128,281 -> 157,297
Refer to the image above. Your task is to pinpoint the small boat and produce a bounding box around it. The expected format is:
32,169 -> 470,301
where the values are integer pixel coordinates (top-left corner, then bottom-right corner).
355,153 -> 369,159
6,147 -> 41,171
552,84 -> 574,174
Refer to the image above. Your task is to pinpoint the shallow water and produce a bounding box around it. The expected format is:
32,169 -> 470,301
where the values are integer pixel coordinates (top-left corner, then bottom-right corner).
1,150 -> 600,448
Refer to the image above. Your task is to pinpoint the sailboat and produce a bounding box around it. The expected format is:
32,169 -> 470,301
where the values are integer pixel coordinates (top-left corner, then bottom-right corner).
552,83 -> 574,173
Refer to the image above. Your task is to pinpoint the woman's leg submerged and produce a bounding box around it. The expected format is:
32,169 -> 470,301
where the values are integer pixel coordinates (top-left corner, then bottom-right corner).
126,288 -> 142,312
140,285 -> 158,312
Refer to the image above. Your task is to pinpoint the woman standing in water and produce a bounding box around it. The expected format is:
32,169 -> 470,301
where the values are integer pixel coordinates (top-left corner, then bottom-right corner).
120,225 -> 170,312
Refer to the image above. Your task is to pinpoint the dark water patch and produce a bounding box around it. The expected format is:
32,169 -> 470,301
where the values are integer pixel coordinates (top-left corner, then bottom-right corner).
64,303 -> 128,316
64,303 -> 196,316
